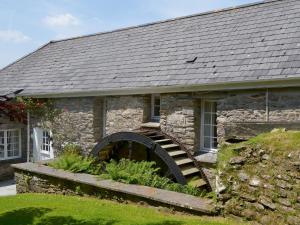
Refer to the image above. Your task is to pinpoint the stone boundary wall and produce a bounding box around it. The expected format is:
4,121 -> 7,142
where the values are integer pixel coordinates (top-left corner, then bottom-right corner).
12,162 -> 215,215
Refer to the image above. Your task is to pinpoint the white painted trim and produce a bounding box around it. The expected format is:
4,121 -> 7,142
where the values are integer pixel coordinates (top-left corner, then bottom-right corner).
20,78 -> 300,98
200,100 -> 218,153
40,130 -> 54,158
0,128 -> 22,161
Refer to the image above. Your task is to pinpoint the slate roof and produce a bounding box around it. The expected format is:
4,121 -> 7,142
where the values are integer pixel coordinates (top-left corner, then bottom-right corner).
1,0 -> 300,96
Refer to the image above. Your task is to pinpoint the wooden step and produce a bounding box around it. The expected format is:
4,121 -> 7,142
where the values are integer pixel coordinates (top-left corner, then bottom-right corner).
154,139 -> 172,143
148,134 -> 165,139
168,150 -> 186,157
188,178 -> 207,188
161,144 -> 179,149
175,158 -> 193,166
181,167 -> 200,176
139,131 -> 157,136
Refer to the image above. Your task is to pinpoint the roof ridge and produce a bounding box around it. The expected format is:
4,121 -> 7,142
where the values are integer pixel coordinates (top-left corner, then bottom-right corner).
51,0 -> 285,43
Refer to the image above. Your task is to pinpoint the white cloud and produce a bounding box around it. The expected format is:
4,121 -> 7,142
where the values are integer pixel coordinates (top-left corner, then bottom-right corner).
43,13 -> 80,27
0,30 -> 30,43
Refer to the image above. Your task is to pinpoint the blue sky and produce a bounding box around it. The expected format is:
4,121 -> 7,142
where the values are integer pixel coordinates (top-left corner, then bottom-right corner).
0,0 -> 256,69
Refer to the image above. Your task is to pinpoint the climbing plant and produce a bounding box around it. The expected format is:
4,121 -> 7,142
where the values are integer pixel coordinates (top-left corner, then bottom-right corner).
0,97 -> 58,123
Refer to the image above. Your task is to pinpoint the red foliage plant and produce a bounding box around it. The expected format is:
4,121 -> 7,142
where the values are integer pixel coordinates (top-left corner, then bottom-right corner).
0,98 -> 48,124
0,101 -> 27,123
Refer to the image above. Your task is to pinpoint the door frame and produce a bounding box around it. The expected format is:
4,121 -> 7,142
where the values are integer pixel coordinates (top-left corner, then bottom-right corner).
33,127 -> 54,161
200,100 -> 218,153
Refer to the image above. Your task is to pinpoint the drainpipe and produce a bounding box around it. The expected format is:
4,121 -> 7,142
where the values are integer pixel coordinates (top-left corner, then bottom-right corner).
266,89 -> 269,122
27,111 -> 30,162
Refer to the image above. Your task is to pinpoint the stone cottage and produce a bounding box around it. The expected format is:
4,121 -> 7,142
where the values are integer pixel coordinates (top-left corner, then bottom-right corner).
1,0 -> 300,184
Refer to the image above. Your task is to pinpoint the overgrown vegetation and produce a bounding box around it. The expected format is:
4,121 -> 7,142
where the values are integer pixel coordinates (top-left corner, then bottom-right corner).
102,159 -> 205,196
49,153 -> 204,196
217,129 -> 300,224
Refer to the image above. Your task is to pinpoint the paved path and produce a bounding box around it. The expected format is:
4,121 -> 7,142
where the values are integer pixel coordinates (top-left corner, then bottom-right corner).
0,179 -> 16,196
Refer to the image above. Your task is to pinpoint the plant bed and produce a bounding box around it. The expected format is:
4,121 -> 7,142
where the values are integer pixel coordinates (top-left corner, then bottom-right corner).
12,162 -> 216,216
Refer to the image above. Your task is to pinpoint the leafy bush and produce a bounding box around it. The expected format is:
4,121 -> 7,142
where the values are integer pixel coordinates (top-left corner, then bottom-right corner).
48,153 -> 101,175
101,159 -> 205,197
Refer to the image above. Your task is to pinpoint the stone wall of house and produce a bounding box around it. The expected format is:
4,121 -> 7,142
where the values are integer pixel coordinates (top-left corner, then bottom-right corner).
32,97 -> 104,155
0,115 -> 27,180
105,95 -> 149,135
160,93 -> 198,153
216,88 -> 300,141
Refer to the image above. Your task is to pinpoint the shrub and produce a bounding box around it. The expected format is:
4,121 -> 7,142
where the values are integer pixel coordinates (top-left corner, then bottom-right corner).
101,159 -> 205,196
48,153 -> 101,175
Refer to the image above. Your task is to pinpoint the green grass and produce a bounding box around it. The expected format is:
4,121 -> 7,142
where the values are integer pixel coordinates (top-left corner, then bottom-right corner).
0,194 -> 246,225
217,129 -> 300,170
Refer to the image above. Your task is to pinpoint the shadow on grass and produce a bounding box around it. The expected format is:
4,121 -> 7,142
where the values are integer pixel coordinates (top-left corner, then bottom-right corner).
35,216 -> 117,225
0,207 -> 50,225
145,221 -> 184,225
0,207 -> 117,225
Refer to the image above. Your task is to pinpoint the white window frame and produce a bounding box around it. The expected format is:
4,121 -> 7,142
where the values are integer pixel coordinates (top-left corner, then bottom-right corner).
200,100 -> 218,153
0,129 -> 21,161
40,130 -> 52,156
151,94 -> 161,122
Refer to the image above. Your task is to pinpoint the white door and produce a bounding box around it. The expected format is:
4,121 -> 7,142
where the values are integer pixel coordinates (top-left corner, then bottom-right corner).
33,128 -> 54,161
201,101 -> 218,153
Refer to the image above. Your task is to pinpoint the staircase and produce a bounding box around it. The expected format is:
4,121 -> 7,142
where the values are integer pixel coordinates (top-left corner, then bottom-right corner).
135,128 -> 208,190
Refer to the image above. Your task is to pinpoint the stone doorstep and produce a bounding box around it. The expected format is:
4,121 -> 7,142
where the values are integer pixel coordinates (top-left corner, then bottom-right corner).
12,162 -> 216,215
194,152 -> 217,165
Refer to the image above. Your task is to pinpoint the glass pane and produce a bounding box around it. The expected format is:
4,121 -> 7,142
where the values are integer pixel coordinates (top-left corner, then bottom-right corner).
211,102 -> 217,112
154,97 -> 160,106
204,113 -> 211,125
204,137 -> 211,149
7,151 -> 13,157
204,102 -> 211,113
213,125 -> 218,137
213,138 -> 218,148
154,106 -> 160,117
0,145 -> 4,158
204,125 -> 211,137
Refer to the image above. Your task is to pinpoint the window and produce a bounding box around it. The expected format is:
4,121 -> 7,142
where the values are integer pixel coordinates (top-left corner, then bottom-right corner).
201,101 -> 218,152
41,130 -> 51,153
151,94 -> 160,122
0,129 -> 21,160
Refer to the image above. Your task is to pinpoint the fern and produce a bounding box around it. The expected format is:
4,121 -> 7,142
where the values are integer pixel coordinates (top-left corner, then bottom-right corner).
48,153 -> 101,175
101,159 -> 205,196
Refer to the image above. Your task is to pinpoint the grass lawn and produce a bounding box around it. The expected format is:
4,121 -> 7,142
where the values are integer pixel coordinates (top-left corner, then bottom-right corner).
0,193 -> 247,225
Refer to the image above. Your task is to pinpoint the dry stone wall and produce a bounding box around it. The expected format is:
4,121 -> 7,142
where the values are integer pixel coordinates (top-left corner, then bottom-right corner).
218,137 -> 300,225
